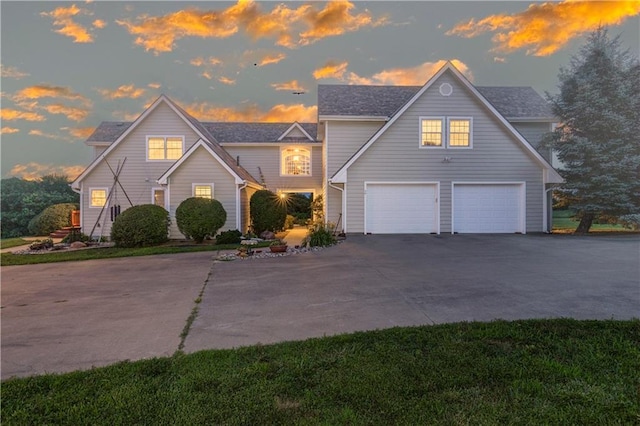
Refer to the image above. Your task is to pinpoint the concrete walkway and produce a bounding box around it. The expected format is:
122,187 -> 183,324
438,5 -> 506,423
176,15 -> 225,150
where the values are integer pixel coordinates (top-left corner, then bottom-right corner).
282,226 -> 308,247
0,237 -> 63,254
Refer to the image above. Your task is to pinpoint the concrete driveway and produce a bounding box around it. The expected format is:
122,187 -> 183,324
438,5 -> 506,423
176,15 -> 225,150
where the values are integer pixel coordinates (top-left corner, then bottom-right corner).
1,252 -> 213,379
2,235 -> 638,379
184,234 -> 639,352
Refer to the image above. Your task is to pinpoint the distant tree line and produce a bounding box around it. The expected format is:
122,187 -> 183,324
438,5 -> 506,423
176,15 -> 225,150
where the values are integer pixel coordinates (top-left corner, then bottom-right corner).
1,175 -> 79,238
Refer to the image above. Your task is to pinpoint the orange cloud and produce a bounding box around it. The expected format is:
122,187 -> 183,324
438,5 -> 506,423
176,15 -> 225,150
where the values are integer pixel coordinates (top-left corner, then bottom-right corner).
345,59 -> 473,85
116,1 -> 387,54
42,104 -> 90,122
13,84 -> 90,105
1,64 -> 29,79
112,110 -> 140,121
29,129 -> 64,140
191,56 -> 223,67
201,71 -> 213,80
92,19 -> 106,29
257,52 -> 286,66
1,127 -> 20,134
184,101 -> 317,122
313,60 -> 349,79
10,162 -> 85,181
299,0 -> 388,45
97,84 -> 146,99
40,4 -> 95,43
148,82 -> 161,89
447,0 -> 640,56
218,76 -> 236,85
1,108 -> 46,122
271,80 -> 305,92
61,126 -> 95,138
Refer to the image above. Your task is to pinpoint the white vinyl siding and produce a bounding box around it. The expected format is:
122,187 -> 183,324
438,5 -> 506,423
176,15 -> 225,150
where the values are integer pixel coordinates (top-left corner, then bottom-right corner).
80,102 -> 202,237
511,122 -> 554,161
343,70 -> 545,234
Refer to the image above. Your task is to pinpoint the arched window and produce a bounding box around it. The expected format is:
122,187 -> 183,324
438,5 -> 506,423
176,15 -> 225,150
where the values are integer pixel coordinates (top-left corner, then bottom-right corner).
281,147 -> 311,176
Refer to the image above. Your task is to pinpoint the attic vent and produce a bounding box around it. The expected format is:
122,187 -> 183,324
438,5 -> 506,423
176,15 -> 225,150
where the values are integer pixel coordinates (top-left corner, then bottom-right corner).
439,83 -> 453,97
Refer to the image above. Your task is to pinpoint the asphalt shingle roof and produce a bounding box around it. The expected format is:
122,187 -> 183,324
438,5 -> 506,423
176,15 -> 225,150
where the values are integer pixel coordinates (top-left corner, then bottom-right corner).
317,84 -> 554,120
86,121 -> 132,142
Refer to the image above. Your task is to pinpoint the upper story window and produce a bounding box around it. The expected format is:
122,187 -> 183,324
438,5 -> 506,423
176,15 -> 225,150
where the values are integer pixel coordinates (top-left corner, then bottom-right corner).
420,117 -> 472,149
90,188 -> 108,208
147,136 -> 184,160
281,147 -> 311,176
193,184 -> 213,199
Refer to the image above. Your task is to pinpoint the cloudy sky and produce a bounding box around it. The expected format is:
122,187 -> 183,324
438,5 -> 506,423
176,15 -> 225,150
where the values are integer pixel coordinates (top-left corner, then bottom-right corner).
1,1 -> 638,180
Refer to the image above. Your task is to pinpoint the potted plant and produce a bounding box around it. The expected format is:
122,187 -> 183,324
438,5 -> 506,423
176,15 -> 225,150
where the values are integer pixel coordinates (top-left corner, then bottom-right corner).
269,239 -> 288,253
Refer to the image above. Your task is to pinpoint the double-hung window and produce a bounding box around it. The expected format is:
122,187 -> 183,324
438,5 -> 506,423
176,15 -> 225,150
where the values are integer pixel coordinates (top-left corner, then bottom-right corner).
90,188 -> 108,208
193,183 -> 213,199
147,136 -> 184,160
420,117 -> 472,148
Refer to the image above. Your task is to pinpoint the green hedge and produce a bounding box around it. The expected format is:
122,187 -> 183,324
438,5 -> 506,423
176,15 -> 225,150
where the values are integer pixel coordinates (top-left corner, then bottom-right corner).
250,190 -> 286,235
110,205 -> 170,248
27,203 -> 78,236
176,197 -> 227,243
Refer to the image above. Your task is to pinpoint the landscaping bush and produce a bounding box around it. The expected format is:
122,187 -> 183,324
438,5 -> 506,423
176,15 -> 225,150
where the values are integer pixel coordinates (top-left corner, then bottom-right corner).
215,229 -> 242,245
27,203 -> 79,236
110,204 -> 170,248
285,215 -> 295,229
176,197 -> 227,243
307,221 -> 336,247
250,190 -> 286,235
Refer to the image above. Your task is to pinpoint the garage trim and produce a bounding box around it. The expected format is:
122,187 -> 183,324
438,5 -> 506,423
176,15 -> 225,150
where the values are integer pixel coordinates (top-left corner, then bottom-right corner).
451,182 -> 526,234
364,181 -> 440,235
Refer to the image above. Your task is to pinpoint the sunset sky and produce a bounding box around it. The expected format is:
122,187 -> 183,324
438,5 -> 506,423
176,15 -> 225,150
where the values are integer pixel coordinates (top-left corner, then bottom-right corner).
1,1 -> 638,180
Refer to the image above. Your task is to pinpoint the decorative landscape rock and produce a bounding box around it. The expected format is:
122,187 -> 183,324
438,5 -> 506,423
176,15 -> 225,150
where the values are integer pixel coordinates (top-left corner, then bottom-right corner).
259,231 -> 276,240
70,241 -> 87,249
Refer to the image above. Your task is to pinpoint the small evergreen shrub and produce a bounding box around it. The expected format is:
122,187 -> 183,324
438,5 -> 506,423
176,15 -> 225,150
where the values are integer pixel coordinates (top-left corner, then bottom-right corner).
307,221 -> 336,247
27,203 -> 79,236
215,229 -> 242,245
111,204 -> 170,248
176,197 -> 227,243
250,190 -> 286,235
285,215 -> 295,229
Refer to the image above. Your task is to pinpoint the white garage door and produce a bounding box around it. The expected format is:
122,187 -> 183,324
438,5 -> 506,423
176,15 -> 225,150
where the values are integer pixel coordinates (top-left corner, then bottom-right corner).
365,183 -> 438,234
453,184 -> 524,233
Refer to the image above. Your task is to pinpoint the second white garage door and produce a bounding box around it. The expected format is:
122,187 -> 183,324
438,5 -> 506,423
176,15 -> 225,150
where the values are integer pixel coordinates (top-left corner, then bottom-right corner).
365,183 -> 438,234
453,183 -> 525,233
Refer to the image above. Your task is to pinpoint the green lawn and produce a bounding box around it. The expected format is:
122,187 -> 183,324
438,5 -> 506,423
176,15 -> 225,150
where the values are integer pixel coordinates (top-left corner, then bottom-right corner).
2,319 -> 638,424
0,238 -> 30,249
553,209 -> 631,232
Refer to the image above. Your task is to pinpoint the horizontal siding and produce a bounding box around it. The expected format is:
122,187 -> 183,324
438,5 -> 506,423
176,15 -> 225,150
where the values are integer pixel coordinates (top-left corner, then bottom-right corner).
345,71 -> 545,234
80,102 -> 202,238
168,146 -> 238,238
326,121 -> 382,178
327,184 -> 344,230
512,122 -> 553,161
224,145 -> 322,194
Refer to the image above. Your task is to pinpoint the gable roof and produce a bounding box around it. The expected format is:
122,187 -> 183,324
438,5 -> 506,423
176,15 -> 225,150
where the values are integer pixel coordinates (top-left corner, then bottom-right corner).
72,94 -> 259,189
330,61 -> 563,184
318,84 -> 554,121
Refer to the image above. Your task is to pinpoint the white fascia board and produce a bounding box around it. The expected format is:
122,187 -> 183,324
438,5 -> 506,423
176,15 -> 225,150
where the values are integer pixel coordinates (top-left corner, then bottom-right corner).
329,170 -> 347,184
319,115 -> 389,122
85,141 -> 112,147
220,142 -> 322,147
506,117 -> 558,123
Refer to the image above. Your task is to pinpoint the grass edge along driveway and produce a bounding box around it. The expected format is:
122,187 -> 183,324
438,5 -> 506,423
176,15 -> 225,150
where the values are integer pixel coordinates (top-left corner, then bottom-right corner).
2,319 -> 639,424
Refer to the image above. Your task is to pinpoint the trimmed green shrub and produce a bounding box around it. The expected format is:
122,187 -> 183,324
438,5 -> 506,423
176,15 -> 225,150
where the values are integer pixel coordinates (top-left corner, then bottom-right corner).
215,229 -> 242,245
250,190 -> 286,235
27,203 -> 79,236
176,197 -> 227,243
285,215 -> 295,229
307,221 -> 336,247
111,204 -> 170,248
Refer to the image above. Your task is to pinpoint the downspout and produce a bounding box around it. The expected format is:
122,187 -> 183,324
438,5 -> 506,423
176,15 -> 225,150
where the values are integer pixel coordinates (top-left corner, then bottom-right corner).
237,181 -> 248,232
328,180 -> 345,233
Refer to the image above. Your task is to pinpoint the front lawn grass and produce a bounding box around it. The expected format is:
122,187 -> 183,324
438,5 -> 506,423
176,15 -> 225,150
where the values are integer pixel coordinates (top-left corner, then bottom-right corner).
553,209 -> 632,232
2,319 -> 639,424
0,238 -> 30,249
0,241 -> 271,266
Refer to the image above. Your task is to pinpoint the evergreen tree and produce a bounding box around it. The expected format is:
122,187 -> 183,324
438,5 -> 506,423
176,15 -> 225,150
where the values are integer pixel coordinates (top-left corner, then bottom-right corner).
546,28 -> 640,233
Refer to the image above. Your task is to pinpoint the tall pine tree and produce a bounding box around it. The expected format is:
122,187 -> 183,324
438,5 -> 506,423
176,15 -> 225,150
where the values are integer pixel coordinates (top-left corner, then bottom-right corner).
546,28 -> 640,233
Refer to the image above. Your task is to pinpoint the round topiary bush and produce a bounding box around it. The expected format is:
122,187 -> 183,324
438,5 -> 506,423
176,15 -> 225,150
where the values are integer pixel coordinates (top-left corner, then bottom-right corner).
110,204 -> 170,247
27,203 -> 79,236
176,197 -> 227,243
250,190 -> 286,235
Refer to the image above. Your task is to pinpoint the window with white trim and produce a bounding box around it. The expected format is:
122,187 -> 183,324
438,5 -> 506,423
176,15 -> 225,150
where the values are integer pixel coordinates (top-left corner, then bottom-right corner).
192,184 -> 213,199
147,136 -> 184,160
281,147 -> 311,176
153,188 -> 166,208
420,117 -> 472,148
90,188 -> 108,208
